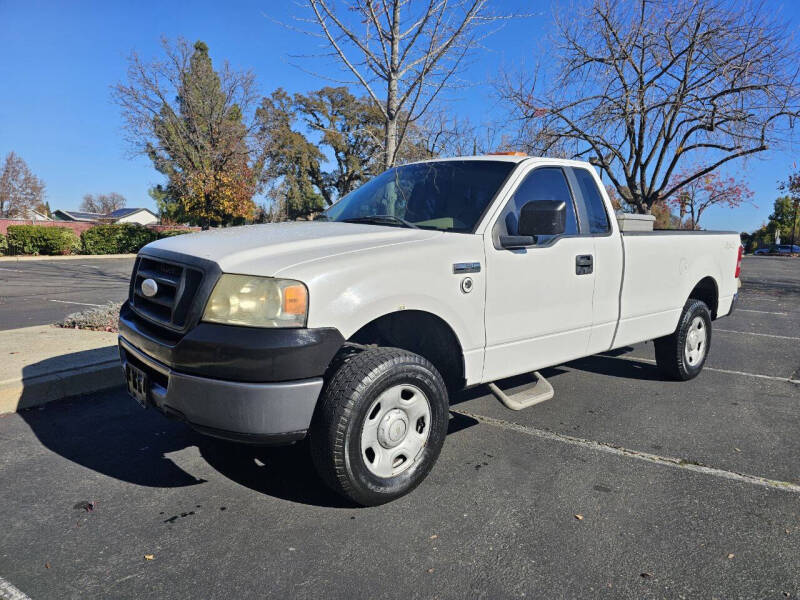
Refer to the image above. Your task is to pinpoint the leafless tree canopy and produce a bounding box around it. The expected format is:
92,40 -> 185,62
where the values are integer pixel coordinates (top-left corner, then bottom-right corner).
502,0 -> 800,213
303,0 -> 507,170
0,152 -> 46,218
80,192 -> 127,215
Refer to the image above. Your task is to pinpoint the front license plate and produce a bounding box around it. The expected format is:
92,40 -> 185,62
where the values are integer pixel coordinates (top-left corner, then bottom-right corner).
126,363 -> 149,408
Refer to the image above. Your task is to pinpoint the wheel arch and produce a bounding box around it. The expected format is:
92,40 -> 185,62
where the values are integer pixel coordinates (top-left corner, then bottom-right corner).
346,309 -> 466,391
687,276 -> 719,319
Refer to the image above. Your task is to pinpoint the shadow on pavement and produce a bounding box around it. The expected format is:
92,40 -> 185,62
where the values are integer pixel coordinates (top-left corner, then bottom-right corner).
566,347 -> 666,381
18,350 -> 480,508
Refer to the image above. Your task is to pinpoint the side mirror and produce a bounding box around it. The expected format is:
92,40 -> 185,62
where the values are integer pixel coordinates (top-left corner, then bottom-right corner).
518,200 -> 566,237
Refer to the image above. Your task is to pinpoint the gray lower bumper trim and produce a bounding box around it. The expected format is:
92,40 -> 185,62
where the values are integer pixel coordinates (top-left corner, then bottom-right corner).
119,337 -> 323,439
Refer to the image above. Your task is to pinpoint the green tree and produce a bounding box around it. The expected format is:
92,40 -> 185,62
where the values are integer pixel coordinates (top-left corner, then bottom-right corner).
294,87 -> 383,205
768,196 -> 800,244
257,89 -> 325,220
113,39 -> 266,228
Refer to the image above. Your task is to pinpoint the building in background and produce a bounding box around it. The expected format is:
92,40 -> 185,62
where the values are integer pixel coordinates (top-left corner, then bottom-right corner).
53,208 -> 158,225
106,208 -> 158,225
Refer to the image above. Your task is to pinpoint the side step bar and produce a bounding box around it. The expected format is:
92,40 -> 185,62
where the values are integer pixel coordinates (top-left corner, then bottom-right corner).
488,371 -> 554,411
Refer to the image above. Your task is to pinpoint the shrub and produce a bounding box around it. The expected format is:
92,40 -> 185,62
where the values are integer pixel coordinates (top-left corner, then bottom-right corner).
157,228 -> 193,239
81,224 -> 157,254
6,225 -> 80,255
0,233 -> 7,256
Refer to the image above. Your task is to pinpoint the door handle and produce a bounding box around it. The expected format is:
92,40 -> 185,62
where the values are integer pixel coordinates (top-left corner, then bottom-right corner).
576,254 -> 593,275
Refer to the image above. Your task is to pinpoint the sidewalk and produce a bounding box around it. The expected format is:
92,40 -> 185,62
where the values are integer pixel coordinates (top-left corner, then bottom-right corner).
0,325 -> 123,414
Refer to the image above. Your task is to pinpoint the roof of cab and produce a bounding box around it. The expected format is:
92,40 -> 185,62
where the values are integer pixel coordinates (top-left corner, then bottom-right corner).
408,154 -> 594,169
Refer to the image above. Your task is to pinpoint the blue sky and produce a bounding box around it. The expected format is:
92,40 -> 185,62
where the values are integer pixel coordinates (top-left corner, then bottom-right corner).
1,0 -> 798,232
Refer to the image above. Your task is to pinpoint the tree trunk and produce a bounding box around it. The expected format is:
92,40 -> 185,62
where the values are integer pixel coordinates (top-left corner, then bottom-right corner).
383,0 -> 401,171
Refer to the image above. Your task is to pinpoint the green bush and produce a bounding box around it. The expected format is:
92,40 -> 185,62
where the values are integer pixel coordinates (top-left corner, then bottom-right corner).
0,233 -> 7,256
157,228 -> 193,239
6,225 -> 80,255
81,224 -> 157,254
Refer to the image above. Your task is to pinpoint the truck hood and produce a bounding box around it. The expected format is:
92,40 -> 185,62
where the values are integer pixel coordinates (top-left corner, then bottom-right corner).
144,221 -> 440,276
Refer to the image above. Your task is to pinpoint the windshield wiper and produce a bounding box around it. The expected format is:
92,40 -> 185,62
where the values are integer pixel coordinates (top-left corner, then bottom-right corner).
342,215 -> 419,229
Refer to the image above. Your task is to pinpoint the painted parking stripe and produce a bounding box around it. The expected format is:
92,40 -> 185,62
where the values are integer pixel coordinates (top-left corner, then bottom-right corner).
48,299 -> 105,307
715,328 -> 800,341
609,354 -> 800,385
0,576 -> 32,600
735,308 -> 789,315
452,409 -> 800,494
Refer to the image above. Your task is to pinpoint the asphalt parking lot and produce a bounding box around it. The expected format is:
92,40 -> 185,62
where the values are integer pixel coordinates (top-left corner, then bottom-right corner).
0,257 -> 134,330
0,256 -> 798,599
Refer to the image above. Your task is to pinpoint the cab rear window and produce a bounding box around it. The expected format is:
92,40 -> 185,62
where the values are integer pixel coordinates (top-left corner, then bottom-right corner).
573,168 -> 610,233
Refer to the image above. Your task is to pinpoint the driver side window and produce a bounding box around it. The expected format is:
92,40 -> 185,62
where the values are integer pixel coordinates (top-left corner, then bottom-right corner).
496,167 -> 578,245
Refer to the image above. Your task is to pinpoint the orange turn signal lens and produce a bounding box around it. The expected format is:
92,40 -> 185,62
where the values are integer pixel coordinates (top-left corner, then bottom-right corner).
282,284 -> 308,316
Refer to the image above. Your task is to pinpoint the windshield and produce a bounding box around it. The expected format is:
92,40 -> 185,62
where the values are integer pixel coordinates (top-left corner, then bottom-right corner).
322,160 -> 516,233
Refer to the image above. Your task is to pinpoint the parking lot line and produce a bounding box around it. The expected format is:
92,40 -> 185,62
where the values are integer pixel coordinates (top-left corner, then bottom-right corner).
451,409 -> 800,494
735,308 -> 789,315
48,299 -> 105,307
715,328 -> 800,341
608,354 -> 800,384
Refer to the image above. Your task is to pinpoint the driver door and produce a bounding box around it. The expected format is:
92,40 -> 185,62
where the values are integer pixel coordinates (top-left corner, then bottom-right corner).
482,166 -> 595,382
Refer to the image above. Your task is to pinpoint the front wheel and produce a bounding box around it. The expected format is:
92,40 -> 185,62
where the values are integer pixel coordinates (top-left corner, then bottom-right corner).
654,298 -> 712,381
310,346 -> 449,506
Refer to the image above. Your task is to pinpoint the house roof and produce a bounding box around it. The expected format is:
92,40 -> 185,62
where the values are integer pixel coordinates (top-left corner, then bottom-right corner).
108,207 -> 158,218
53,210 -> 104,222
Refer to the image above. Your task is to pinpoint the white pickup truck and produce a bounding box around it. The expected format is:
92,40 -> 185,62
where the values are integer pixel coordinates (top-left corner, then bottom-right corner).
119,155 -> 742,505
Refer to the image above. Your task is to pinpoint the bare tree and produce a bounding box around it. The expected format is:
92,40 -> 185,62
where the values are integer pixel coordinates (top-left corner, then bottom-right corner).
501,0 -> 800,213
0,152 -> 46,218
81,192 -> 127,215
302,0 -> 507,170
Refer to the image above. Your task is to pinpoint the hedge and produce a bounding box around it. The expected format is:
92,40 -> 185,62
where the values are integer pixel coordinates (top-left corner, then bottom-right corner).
6,225 -> 80,255
156,229 -> 192,239
0,233 -> 7,256
81,224 -> 158,254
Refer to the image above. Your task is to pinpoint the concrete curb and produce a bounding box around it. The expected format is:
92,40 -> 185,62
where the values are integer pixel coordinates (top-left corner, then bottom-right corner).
0,359 -> 124,414
0,254 -> 136,262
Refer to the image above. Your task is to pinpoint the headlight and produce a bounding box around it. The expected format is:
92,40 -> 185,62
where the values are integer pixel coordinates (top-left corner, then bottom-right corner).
202,275 -> 308,328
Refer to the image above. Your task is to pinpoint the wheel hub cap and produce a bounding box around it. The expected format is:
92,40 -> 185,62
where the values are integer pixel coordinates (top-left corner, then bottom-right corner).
360,384 -> 432,478
684,316 -> 707,366
378,409 -> 409,448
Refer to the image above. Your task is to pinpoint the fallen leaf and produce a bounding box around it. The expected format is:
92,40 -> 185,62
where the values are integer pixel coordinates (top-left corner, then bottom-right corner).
574,514 -> 584,521
727,553 -> 735,559
144,554 -> 154,561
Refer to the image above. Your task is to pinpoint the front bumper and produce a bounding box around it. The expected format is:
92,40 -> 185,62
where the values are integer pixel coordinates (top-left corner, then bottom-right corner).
120,337 -> 323,444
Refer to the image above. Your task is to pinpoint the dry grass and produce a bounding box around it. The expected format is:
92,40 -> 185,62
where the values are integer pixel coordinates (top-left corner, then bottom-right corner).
57,302 -> 122,332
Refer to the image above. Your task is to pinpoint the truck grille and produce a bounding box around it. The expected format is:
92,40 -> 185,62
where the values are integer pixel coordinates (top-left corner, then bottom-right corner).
130,256 -> 204,331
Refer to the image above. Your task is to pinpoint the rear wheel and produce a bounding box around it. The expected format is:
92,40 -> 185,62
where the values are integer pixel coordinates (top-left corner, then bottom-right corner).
310,346 -> 449,506
654,299 -> 712,381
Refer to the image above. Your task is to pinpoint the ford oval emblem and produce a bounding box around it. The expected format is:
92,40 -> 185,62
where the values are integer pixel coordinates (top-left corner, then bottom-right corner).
141,278 -> 158,298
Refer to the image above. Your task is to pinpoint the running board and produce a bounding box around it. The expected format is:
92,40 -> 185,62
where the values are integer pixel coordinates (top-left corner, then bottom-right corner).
488,371 -> 554,411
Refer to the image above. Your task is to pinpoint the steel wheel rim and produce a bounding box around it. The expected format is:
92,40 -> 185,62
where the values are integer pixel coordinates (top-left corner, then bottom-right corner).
684,316 -> 707,366
360,384 -> 432,478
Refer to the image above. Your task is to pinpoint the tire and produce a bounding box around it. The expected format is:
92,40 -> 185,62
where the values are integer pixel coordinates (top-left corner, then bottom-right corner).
310,346 -> 449,506
654,298 -> 712,381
